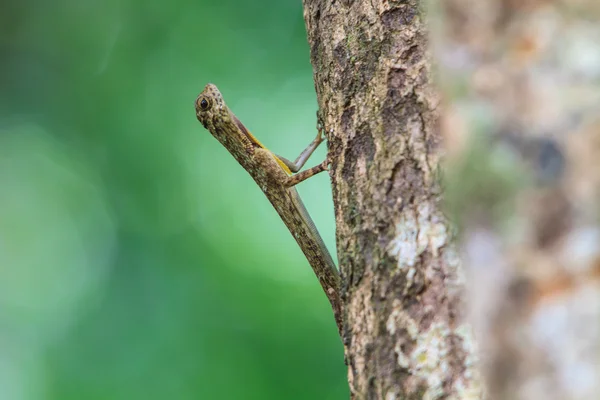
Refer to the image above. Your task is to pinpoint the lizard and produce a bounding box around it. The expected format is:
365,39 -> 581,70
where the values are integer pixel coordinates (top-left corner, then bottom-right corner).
194,83 -> 342,332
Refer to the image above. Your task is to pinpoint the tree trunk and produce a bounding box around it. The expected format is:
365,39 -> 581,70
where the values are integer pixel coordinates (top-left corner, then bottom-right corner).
302,1 -> 483,398
431,1 -> 600,399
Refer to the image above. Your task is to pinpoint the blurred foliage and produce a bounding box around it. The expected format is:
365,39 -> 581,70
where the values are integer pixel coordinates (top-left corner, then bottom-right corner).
443,128 -> 528,234
0,0 -> 346,398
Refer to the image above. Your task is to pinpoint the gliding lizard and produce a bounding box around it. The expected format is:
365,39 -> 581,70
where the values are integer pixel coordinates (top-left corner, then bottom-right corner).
195,83 -> 342,332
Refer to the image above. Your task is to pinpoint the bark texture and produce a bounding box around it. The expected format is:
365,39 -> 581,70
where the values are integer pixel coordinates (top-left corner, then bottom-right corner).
302,1 -> 483,398
432,1 -> 600,399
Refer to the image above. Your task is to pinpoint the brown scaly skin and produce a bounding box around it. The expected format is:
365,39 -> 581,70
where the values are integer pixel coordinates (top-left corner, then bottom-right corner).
195,83 -> 342,334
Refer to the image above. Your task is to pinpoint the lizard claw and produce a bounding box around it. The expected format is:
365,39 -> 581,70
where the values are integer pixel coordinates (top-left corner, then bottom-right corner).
315,128 -> 324,144
316,109 -> 324,131
324,154 -> 332,171
316,109 -> 328,142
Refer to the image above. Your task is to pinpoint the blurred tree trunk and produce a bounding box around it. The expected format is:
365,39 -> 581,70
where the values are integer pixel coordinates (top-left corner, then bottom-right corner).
302,1 -> 483,398
430,1 -> 600,400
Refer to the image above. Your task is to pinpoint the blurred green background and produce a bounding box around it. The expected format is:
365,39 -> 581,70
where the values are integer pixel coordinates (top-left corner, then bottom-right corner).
0,0 -> 347,399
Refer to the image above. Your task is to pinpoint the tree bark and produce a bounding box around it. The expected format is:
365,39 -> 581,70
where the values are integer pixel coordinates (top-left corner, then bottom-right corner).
302,1 -> 483,398
431,1 -> 600,399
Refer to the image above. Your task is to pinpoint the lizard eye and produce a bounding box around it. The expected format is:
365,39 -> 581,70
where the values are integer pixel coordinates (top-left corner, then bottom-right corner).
199,98 -> 209,110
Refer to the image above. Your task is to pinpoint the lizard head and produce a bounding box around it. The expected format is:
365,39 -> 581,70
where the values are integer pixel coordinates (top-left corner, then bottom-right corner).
195,83 -> 261,153
195,83 -> 226,129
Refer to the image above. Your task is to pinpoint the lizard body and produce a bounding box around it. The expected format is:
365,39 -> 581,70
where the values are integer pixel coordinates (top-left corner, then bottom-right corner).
195,83 -> 341,331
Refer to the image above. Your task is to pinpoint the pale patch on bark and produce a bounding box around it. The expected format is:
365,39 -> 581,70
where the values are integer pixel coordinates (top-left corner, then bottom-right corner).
389,319 -> 451,400
388,203 -> 448,270
385,392 -> 397,400
386,301 -> 483,400
454,325 -> 485,400
386,304 -> 419,337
